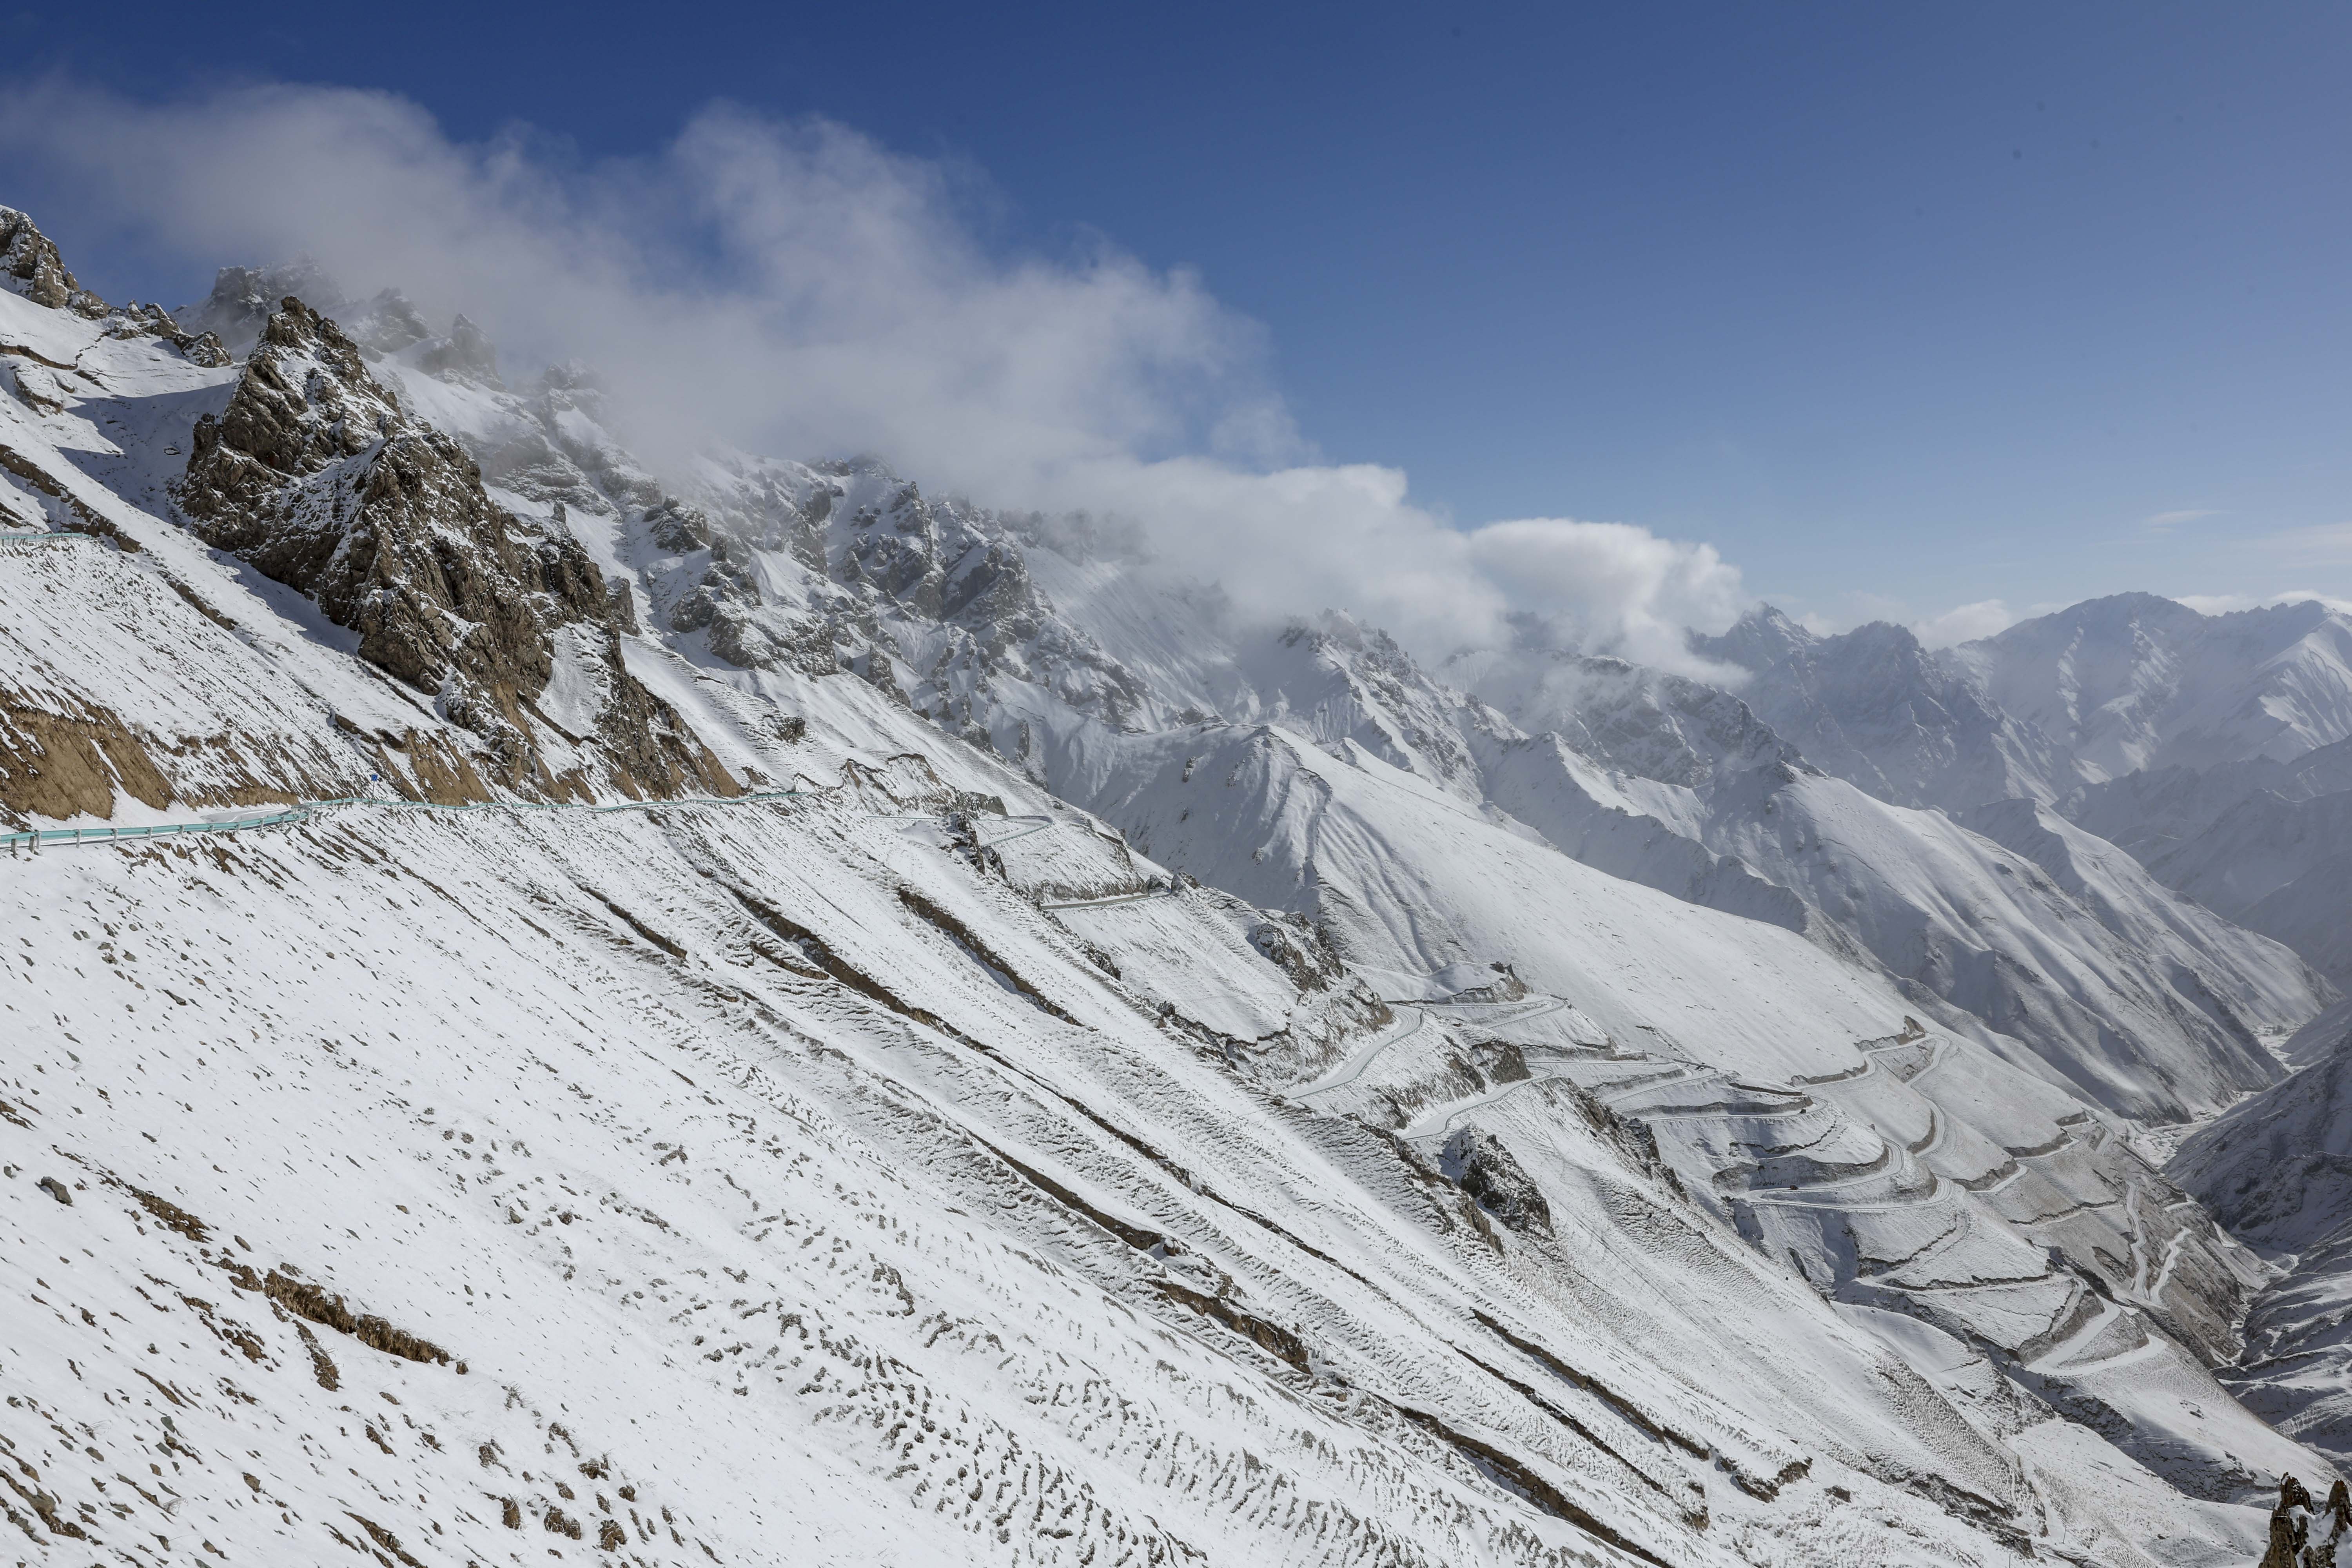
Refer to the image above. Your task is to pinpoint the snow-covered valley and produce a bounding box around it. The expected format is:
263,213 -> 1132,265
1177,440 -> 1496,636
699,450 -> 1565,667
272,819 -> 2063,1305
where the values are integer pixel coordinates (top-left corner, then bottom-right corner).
3,205 -> 2349,1565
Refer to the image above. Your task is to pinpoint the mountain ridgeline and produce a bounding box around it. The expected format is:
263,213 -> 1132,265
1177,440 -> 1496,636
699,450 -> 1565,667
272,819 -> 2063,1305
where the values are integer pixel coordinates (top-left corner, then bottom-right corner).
2,206 -> 2348,1567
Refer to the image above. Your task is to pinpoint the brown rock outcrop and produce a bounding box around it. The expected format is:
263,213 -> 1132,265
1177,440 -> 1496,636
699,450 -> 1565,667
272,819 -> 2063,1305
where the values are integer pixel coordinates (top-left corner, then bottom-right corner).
0,207 -> 107,316
177,298 -> 733,800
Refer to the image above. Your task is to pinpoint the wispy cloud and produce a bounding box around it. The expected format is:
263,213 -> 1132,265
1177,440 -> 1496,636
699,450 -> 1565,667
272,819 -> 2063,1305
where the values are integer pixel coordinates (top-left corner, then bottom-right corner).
2142,508 -> 2221,532
2261,521 -> 2352,565
0,76 -> 1749,671
1911,599 -> 2023,647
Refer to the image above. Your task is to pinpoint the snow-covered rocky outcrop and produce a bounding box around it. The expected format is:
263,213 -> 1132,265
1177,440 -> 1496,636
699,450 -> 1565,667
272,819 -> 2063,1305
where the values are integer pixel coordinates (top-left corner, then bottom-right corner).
172,296 -> 736,803
0,207 -> 2339,1566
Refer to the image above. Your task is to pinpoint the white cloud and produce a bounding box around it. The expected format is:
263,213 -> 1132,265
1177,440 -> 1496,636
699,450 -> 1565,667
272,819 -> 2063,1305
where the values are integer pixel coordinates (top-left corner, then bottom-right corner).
1464,518 -> 1748,673
2142,508 -> 2220,531
1911,599 -> 2023,648
0,77 -> 1751,668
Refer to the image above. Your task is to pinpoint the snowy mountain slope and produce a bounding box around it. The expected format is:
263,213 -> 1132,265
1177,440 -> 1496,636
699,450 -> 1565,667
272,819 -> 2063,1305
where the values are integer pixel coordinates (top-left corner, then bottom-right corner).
1062,712 -> 2324,1492
235,268 -> 2351,1496
2172,1005 -> 2352,1471
4,780 -> 2287,1567
0,529 -> 2278,1561
2054,740 -> 2352,983
1699,596 -> 2352,817
0,209 -> 2335,1563
322,292 -> 2325,1136
1689,609 -> 2062,810
1447,653 -> 2323,1123
1958,595 -> 2352,782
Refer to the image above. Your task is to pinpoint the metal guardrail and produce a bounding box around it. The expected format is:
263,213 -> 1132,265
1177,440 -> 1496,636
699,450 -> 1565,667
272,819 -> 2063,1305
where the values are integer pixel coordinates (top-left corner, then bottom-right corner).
2,789 -> 805,856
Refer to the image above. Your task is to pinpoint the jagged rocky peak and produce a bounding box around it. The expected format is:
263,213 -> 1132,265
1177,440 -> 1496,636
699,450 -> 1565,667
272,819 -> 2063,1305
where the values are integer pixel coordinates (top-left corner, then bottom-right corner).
175,294 -> 734,800
804,459 -> 1040,634
2259,1474 -> 2350,1567
180,297 -> 397,520
1687,601 -> 1820,672
1688,603 -> 2055,810
1479,645 -> 1803,789
339,288 -> 433,355
177,256 -> 352,349
1692,604 -> 1954,697
1250,609 -> 1494,792
0,205 -> 108,316
0,206 -> 229,363
413,312 -> 503,387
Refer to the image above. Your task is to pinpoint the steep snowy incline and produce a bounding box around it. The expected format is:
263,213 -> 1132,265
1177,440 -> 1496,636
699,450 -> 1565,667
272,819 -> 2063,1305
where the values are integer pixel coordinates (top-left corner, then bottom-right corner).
9,782 -> 2267,1568
2172,1005 -> 2352,1471
1451,655 -> 2324,1123
0,213 -> 2334,1563
1688,609 -> 2062,810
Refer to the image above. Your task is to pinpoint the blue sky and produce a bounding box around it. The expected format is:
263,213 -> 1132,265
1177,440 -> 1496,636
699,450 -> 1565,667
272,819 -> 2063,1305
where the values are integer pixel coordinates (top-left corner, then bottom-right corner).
8,1 -> 2348,638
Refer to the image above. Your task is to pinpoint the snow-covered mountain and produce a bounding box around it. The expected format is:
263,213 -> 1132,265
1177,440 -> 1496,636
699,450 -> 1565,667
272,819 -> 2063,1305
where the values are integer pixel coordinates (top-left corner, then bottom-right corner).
2058,739 -> 2352,983
1961,595 -> 2352,782
370,334 -> 2327,1132
1691,608 -> 2063,810
2,205 -> 2344,1565
2172,1001 -> 2352,1473
1699,597 -> 2352,993
1699,595 -> 2352,815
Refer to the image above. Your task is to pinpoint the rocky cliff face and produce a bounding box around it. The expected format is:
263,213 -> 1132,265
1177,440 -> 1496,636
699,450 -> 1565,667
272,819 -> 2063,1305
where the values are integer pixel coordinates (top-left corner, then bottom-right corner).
2256,1474 -> 2350,1566
176,297 -> 734,801
0,205 -> 107,316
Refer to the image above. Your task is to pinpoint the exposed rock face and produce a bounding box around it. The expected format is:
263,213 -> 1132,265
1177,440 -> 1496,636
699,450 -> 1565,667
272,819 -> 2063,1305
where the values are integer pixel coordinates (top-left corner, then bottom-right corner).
0,206 -> 221,361
0,207 -> 108,316
176,297 -> 734,801
1439,1127 -> 1553,1238
414,313 -> 502,386
175,258 -> 352,350
2260,1474 -> 2350,1566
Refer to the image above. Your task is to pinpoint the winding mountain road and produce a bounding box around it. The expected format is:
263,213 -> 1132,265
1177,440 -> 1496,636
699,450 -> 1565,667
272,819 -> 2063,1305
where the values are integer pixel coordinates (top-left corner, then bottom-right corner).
1289,1007 -> 1427,1103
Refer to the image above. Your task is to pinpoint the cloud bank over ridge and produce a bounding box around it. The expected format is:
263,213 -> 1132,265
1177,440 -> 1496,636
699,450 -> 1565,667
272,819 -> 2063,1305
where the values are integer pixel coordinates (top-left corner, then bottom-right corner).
0,78 -> 1750,673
